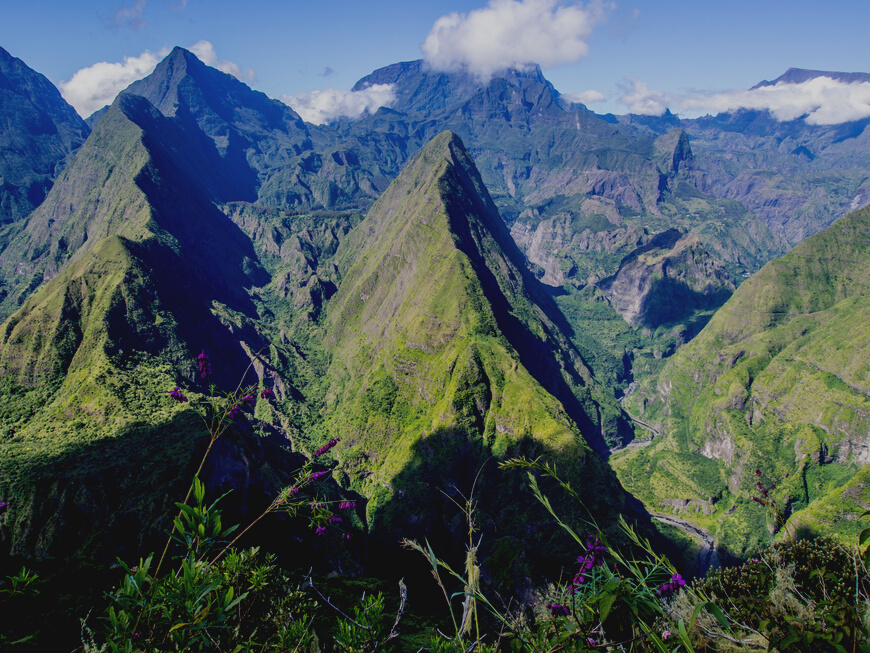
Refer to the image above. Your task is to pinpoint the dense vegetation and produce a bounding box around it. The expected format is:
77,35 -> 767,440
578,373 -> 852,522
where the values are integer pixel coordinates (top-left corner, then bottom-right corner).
616,204 -> 870,558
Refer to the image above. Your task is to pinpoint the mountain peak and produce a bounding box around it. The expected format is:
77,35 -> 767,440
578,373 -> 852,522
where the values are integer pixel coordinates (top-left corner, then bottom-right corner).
125,46 -> 235,117
351,59 -> 560,119
123,46 -> 306,133
752,67 -> 870,88
322,128 -> 625,555
119,45 -> 312,203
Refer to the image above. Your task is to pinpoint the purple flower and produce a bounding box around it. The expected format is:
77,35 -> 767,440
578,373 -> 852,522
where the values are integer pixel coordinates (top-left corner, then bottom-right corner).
241,394 -> 256,406
662,631 -> 672,640
328,515 -> 342,524
0,502 -> 9,514
575,536 -> 607,576
307,471 -> 328,483
168,386 -> 188,403
290,486 -> 299,495
315,525 -> 326,536
339,501 -> 356,510
658,573 -> 686,597
547,602 -> 570,617
227,404 -> 241,419
569,572 -> 587,591
314,438 -> 340,456
260,387 -> 274,400
197,351 -> 212,379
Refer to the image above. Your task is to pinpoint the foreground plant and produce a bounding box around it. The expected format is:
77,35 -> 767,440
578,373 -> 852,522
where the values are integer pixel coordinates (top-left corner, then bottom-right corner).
681,536 -> 870,652
85,350 -> 355,651
91,485 -> 320,652
404,457 -> 729,652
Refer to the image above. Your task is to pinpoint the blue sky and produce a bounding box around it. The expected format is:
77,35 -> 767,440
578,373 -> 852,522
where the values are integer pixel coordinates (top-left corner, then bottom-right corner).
3,0 -> 869,122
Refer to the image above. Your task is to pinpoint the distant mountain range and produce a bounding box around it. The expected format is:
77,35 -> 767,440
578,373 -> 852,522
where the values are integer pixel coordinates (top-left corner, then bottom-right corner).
1,45 -> 870,567
752,67 -> 870,87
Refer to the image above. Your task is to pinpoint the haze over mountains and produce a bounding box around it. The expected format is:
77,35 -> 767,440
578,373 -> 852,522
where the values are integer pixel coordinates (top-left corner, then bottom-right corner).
2,44 -> 870,567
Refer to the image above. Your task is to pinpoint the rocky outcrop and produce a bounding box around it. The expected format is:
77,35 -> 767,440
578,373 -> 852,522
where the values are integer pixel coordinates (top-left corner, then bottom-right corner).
596,229 -> 735,327
510,219 -> 649,286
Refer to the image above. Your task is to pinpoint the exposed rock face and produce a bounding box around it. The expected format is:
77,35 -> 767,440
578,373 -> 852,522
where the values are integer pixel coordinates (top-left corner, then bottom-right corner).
597,229 -> 735,327
655,129 -> 695,175
510,219 -> 648,287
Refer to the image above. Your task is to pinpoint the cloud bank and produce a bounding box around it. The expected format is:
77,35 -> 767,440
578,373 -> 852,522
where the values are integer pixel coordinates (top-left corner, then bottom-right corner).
421,0 -> 611,79
60,49 -> 167,117
619,76 -> 870,125
282,85 -> 397,125
561,89 -> 606,105
59,42 -> 254,118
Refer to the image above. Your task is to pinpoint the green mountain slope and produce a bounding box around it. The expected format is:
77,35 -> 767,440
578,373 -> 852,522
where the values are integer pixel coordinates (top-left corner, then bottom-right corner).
0,91 -> 309,559
318,130 -> 633,570
615,204 -> 870,556
0,90 -> 269,322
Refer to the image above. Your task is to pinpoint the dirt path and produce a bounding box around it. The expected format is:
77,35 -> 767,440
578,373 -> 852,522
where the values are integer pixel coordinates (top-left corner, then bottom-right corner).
610,402 -> 660,454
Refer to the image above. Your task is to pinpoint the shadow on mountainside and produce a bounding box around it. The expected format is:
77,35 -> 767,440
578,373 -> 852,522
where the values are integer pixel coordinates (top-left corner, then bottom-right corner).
363,423 -> 644,596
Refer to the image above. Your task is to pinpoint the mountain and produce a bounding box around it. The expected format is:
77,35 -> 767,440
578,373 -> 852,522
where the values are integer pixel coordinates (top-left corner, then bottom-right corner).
666,68 -> 870,248
752,67 -> 870,88
0,66 -> 635,574
122,46 -> 310,204
0,48 -> 764,398
0,88 -> 316,559
3,46 -> 870,569
316,130 -> 635,571
615,204 -> 870,557
0,46 -> 89,253
317,61 -> 798,373
336,61 -> 785,291
596,228 -> 735,329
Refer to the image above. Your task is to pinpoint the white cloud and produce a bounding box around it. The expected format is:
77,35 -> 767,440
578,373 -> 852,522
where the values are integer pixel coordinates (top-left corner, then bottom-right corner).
617,78 -> 669,116
282,84 -> 397,125
60,49 -> 167,117
619,76 -> 870,125
189,40 -> 256,83
561,89 -> 606,105
59,41 -> 254,118
114,0 -> 147,30
421,0 -> 612,79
